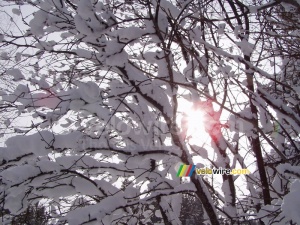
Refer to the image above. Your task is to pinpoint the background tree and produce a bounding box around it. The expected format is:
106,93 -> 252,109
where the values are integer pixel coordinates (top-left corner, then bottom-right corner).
0,0 -> 299,224
0,3 -> 22,144
2,203 -> 50,225
179,192 -> 204,225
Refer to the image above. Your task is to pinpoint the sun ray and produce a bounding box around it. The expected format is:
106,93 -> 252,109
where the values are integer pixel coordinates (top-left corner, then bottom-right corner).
179,101 -> 209,145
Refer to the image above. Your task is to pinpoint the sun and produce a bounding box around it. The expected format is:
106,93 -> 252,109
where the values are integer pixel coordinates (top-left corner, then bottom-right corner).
179,102 -> 209,144
186,110 -> 205,133
186,110 -> 207,140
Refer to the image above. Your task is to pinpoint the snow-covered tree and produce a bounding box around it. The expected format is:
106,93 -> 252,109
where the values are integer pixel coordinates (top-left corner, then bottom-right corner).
0,5 -> 19,143
3,203 -> 49,225
2,0 -> 26,5
0,0 -> 299,224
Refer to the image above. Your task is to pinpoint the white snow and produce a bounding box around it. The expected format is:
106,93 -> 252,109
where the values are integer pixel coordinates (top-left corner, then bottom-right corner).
159,0 -> 180,18
29,10 -> 49,37
12,8 -> 21,16
115,27 -> 146,41
282,179 -> 300,224
73,177 -> 101,196
75,48 -> 93,59
76,81 -> 101,103
1,52 -> 10,60
106,51 -> 128,67
236,39 -> 255,56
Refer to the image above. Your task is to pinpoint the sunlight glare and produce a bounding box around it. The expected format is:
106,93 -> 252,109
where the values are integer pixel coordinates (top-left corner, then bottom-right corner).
187,110 -> 205,132
179,100 -> 209,144
186,109 -> 207,140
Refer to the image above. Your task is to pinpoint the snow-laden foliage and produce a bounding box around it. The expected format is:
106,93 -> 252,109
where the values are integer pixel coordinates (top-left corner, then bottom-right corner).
0,0 -> 300,224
